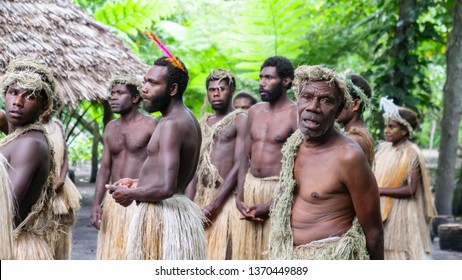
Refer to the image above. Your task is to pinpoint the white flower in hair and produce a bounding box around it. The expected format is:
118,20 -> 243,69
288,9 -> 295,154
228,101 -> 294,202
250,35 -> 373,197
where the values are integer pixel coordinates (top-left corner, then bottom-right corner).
379,96 -> 413,134
379,96 -> 400,118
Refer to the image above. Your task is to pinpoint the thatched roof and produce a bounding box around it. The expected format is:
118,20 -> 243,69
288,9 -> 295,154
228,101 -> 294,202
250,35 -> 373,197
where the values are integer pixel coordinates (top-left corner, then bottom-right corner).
0,0 -> 148,105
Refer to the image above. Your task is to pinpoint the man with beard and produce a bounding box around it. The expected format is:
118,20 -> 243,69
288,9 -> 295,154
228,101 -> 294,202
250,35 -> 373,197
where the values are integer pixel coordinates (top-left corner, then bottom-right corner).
107,56 -> 206,260
91,76 -> 157,259
269,65 -> 383,260
233,56 -> 298,260
186,69 -> 247,259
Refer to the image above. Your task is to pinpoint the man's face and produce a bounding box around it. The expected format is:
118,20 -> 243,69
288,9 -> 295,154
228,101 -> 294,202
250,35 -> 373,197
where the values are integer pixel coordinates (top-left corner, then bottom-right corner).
297,81 -> 340,138
109,84 -> 137,114
207,80 -> 232,112
141,66 -> 171,113
336,106 -> 354,126
5,84 -> 45,128
259,66 -> 283,103
233,97 -> 253,110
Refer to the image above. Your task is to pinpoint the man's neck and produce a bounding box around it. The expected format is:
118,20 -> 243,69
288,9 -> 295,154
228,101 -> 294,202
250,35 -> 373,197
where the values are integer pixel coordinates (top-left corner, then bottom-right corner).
344,115 -> 366,132
161,98 -> 184,117
267,93 -> 294,111
120,107 -> 141,123
302,127 -> 338,149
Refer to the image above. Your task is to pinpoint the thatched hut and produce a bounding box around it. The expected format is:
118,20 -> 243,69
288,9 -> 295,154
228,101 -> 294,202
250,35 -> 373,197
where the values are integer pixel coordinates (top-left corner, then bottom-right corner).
0,0 -> 148,105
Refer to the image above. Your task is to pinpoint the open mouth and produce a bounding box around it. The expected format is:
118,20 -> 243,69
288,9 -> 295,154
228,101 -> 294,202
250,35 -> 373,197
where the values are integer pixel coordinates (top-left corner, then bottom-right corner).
303,118 -> 320,129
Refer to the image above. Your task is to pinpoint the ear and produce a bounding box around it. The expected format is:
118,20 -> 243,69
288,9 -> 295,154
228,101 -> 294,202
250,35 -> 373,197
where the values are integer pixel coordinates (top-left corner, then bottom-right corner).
282,77 -> 291,89
351,99 -> 361,112
132,94 -> 141,104
169,83 -> 179,97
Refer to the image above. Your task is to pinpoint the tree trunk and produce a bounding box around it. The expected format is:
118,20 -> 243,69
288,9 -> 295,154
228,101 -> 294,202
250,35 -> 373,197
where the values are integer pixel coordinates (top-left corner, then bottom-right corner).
435,0 -> 462,215
102,100 -> 113,129
391,0 -> 417,100
90,120 -> 101,183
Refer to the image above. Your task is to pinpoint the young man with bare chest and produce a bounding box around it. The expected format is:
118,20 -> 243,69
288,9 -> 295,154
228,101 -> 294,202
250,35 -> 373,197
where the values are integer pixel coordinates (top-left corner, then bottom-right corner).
0,57 -> 58,259
186,69 -> 247,259
234,56 -> 298,260
108,56 -> 206,260
91,76 -> 157,259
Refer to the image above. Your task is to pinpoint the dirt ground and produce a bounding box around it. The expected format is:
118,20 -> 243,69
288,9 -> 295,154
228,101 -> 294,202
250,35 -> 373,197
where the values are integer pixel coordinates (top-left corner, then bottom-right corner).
69,164 -> 462,260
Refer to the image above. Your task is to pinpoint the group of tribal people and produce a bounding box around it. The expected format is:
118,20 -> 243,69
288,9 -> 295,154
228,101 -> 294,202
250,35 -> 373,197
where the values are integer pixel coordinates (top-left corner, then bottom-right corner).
0,53 -> 436,261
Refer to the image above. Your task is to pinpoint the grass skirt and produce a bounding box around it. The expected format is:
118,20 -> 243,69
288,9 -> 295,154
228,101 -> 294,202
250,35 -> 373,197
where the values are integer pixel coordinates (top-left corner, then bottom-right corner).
96,193 -> 136,259
52,176 -> 81,259
195,186 -> 237,259
126,195 -> 206,260
0,155 -> 14,259
14,232 -> 53,260
232,172 -> 278,260
294,217 -> 369,260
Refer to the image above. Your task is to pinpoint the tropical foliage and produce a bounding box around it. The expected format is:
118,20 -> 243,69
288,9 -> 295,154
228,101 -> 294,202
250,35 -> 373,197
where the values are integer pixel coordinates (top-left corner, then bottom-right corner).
67,0 -> 461,211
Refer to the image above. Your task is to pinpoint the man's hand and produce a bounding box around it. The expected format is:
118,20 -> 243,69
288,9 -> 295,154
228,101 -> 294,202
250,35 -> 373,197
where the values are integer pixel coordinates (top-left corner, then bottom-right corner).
241,203 -> 270,222
106,185 -> 134,207
91,204 -> 103,230
110,178 -> 138,189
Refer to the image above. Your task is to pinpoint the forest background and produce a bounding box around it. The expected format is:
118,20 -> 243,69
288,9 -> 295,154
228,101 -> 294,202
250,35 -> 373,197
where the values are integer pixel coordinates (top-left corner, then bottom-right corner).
3,0 -> 459,215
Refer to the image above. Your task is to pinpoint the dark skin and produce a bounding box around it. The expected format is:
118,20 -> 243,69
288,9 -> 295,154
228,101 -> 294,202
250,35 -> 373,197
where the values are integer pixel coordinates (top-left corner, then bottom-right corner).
233,97 -> 254,110
0,85 -> 50,226
90,83 -> 157,229
185,79 -> 247,224
336,98 -> 374,163
0,109 -> 8,134
292,80 -> 383,260
107,65 -> 201,206
378,120 -> 420,198
235,66 -> 298,222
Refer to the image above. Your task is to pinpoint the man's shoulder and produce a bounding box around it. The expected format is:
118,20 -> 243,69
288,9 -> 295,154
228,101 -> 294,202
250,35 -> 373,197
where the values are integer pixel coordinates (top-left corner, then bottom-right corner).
8,131 -> 49,155
331,132 -> 364,158
139,113 -> 158,124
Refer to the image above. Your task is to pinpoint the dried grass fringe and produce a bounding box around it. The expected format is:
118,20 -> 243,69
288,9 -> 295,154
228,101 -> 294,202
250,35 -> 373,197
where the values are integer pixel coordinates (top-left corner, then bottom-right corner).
96,194 -> 136,260
197,187 -> 235,259
44,120 -> 82,216
294,217 -> 369,260
232,172 -> 279,260
269,129 -> 303,260
0,154 -> 14,260
196,110 -> 242,190
348,127 -> 375,166
126,195 -> 206,260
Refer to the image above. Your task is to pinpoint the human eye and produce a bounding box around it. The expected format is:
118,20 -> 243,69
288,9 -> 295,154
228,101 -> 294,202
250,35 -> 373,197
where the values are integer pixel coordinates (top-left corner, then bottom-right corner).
320,97 -> 331,104
25,93 -> 37,100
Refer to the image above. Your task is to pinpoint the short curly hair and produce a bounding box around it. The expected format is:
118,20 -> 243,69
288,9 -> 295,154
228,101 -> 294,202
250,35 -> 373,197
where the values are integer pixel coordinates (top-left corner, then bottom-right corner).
260,56 -> 295,89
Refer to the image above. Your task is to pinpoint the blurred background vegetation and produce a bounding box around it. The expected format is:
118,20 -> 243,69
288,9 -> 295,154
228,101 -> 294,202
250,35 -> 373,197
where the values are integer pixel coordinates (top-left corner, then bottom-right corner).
17,0 -> 453,214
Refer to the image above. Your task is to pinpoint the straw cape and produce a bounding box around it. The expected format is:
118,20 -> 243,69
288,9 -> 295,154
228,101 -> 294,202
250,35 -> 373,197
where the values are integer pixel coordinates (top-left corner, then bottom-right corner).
0,0 -> 148,105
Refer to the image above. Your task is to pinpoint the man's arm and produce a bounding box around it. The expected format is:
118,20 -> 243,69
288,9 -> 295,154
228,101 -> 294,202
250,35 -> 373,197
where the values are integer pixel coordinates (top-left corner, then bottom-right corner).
344,147 -> 384,260
111,121 -> 182,204
185,176 -> 198,200
235,110 -> 254,218
203,113 -> 248,222
8,137 -> 49,209
91,129 -> 112,229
